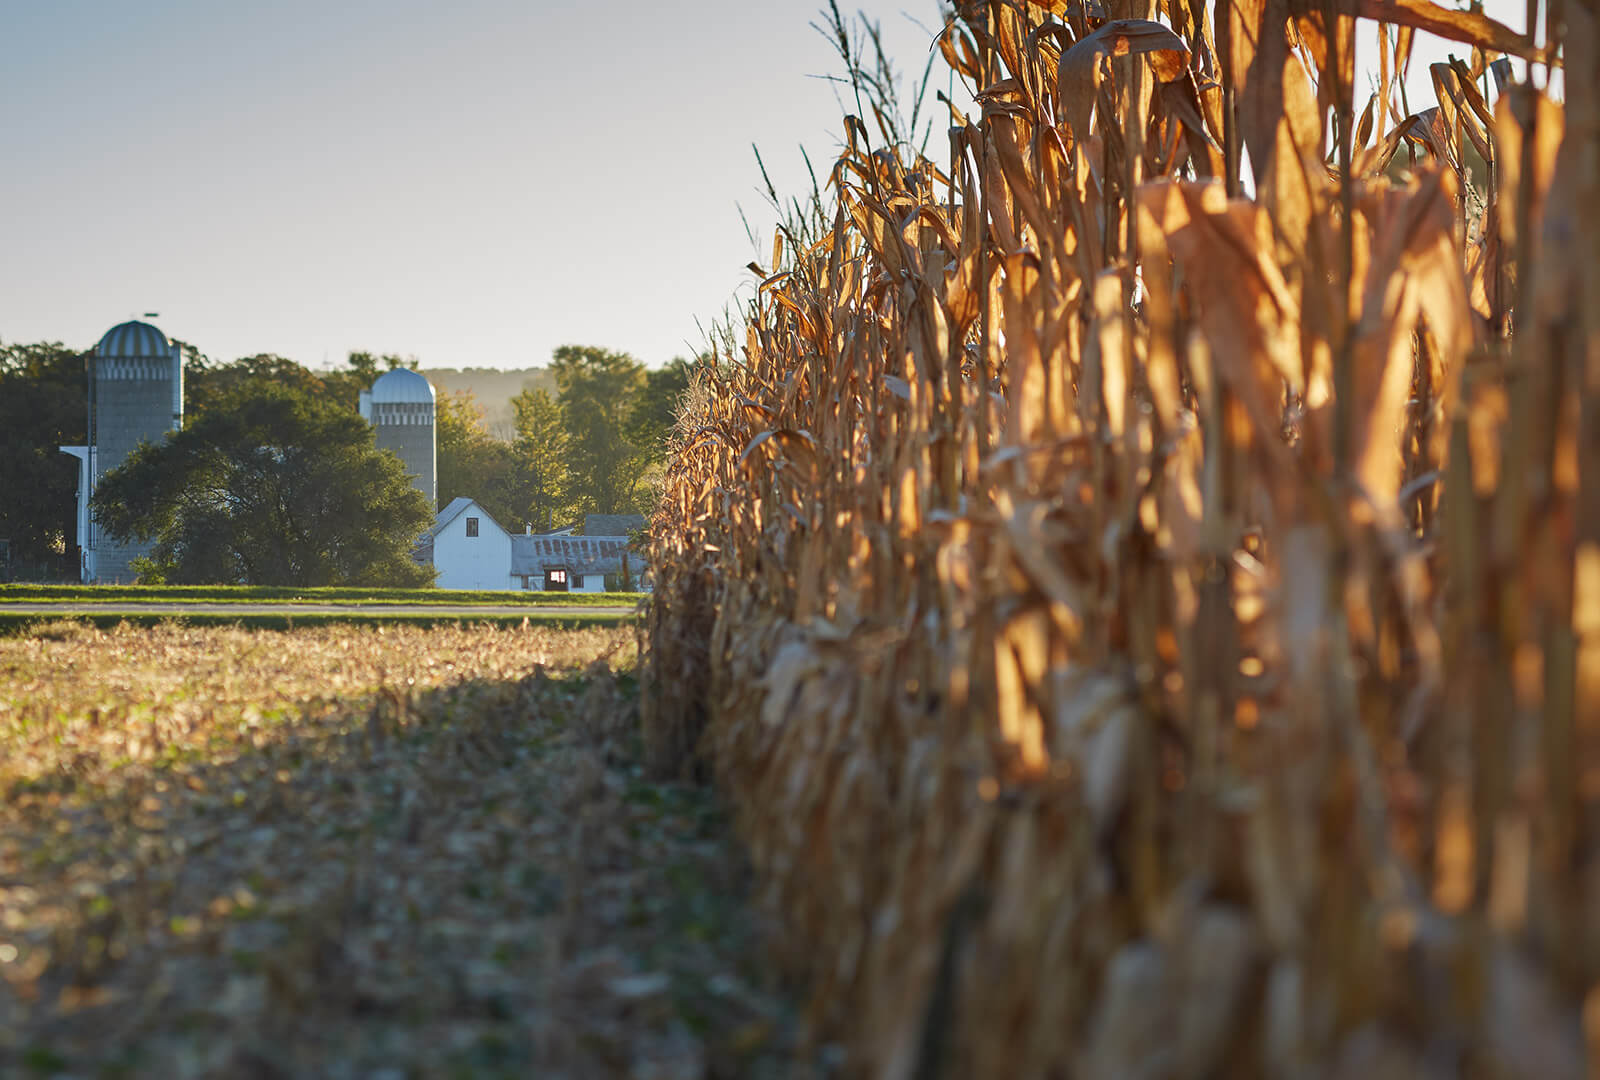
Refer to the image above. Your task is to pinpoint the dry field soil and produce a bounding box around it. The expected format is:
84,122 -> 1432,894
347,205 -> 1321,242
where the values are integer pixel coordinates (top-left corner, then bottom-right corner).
0,622 -> 818,1078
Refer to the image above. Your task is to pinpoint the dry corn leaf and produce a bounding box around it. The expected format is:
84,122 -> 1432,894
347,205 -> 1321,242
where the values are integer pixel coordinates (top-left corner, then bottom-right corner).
1353,0 -> 1547,60
1349,167 -> 1471,507
641,2 -> 1599,1075
1057,19 -> 1191,138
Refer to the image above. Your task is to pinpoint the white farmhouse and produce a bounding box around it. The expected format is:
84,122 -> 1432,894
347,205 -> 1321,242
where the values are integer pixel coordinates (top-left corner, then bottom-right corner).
422,499 -> 641,592
427,497 -> 513,590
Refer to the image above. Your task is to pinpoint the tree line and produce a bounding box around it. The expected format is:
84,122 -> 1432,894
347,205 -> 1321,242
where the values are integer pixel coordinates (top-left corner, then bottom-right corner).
0,339 -> 687,584
440,345 -> 690,534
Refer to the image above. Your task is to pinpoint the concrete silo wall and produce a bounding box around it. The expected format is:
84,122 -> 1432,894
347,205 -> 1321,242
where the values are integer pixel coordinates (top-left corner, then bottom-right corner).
93,356 -> 176,582
372,401 -> 436,510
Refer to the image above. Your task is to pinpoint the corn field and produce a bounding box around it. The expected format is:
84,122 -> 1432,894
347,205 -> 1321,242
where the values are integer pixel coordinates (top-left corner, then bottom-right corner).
643,0 -> 1596,1074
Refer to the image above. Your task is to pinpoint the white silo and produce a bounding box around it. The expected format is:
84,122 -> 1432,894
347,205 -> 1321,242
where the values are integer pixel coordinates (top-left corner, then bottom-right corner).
59,320 -> 184,583
361,368 -> 437,509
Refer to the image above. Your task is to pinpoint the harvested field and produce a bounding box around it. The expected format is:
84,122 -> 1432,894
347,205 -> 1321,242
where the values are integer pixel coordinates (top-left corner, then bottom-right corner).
643,1 -> 1599,1076
0,585 -> 643,607
0,624 -> 815,1077
0,611 -> 636,638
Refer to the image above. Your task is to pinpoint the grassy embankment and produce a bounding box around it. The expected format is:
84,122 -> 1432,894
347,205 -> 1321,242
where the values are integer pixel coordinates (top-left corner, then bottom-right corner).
0,622 -> 811,1076
0,584 -> 644,605
0,584 -> 647,635
0,611 -> 636,635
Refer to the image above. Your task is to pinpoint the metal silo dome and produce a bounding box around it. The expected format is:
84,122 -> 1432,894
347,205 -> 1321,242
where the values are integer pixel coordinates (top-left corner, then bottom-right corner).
369,367 -> 436,404
96,320 -> 172,358
367,367 -> 437,509
79,319 -> 183,583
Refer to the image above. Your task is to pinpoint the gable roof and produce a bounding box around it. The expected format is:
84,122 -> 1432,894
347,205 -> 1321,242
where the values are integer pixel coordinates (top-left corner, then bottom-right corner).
429,497 -> 506,539
583,514 -> 645,537
432,497 -> 476,534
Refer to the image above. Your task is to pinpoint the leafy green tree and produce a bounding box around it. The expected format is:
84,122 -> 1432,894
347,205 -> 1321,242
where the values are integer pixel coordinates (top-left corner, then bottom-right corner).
0,342 -> 87,574
437,389 -> 526,527
187,350 -> 411,422
323,351 -> 413,413
627,356 -> 693,471
93,388 -> 434,586
546,345 -> 648,515
186,353 -> 328,420
511,386 -> 572,531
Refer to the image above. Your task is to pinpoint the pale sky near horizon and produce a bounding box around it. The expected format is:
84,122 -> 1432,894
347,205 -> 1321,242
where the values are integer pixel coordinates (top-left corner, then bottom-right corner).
3,0 -> 1537,372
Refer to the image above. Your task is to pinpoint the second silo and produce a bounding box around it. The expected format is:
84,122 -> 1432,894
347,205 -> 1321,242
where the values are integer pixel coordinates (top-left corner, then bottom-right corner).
360,368 -> 437,510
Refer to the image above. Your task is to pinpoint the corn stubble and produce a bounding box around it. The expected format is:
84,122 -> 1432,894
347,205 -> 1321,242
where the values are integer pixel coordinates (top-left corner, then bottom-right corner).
643,0 -> 1599,1075
1,624 -> 815,1076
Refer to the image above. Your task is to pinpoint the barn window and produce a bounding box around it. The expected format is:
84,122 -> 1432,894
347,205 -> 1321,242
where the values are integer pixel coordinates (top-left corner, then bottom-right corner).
573,573 -> 585,589
466,517 -> 479,537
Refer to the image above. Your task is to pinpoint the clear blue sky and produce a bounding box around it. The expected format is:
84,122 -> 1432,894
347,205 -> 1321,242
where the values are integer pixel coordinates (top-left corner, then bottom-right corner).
2,1 -> 1535,371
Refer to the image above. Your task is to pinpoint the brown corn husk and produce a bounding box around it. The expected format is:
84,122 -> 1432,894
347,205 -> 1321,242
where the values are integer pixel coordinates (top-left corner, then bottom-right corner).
643,1 -> 1594,1075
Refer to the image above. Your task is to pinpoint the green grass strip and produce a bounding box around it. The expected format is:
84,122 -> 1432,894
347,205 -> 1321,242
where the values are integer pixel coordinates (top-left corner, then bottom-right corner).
0,610 -> 636,636
0,584 -> 647,607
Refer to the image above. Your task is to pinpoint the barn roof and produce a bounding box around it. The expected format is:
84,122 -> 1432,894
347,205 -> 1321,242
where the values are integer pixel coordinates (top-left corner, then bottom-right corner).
510,534 -> 634,576
582,514 -> 645,537
432,497 -> 479,535
425,497 -> 510,541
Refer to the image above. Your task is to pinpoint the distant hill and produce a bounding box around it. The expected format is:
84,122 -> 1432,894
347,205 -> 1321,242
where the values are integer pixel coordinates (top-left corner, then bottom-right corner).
421,367 -> 556,439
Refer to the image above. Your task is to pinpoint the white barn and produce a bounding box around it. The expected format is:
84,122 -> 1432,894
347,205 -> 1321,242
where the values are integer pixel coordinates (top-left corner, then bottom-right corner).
425,498 -> 513,590
511,532 -> 632,593
422,499 -> 640,592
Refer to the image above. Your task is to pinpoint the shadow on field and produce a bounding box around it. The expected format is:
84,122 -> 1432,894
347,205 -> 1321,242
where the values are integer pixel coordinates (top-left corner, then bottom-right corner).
0,658 -> 816,1078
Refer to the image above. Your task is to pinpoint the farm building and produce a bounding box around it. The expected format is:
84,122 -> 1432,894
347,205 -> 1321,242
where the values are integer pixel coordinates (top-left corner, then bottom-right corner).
59,319 -> 184,583
423,498 -> 641,592
53,327 -> 447,584
582,513 -> 645,537
512,532 -> 636,592
424,498 -> 513,590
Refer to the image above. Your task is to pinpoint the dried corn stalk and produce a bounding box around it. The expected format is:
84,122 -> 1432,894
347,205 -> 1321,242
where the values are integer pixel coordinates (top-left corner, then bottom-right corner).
644,0 -> 1596,1075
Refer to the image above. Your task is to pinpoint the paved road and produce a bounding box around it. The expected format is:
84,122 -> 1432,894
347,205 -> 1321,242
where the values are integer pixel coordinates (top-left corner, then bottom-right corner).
0,602 -> 637,617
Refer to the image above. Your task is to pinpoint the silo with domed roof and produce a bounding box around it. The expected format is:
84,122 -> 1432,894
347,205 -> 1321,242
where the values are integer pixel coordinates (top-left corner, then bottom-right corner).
359,367 -> 436,509
59,319 -> 184,582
